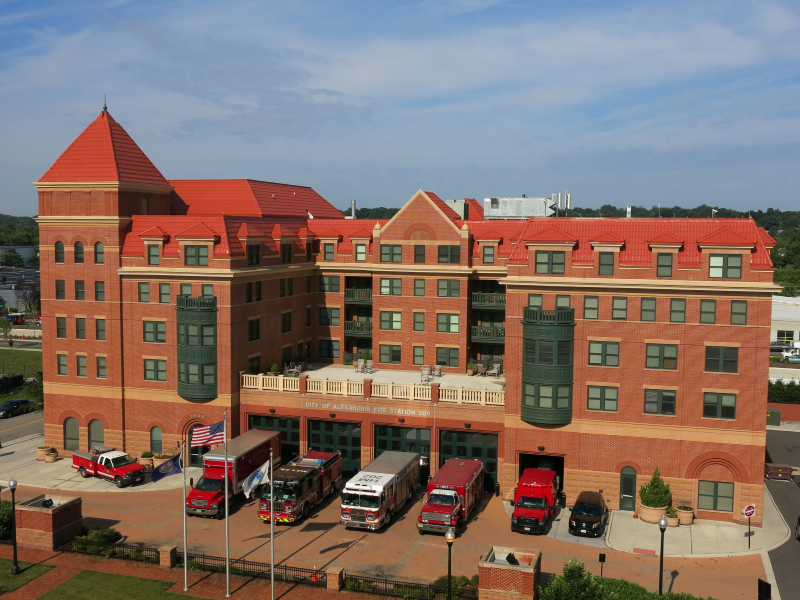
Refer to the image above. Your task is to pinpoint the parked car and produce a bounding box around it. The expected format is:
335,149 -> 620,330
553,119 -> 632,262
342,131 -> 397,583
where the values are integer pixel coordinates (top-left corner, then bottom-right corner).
568,491 -> 608,537
0,398 -> 33,418
72,445 -> 147,488
771,341 -> 790,353
789,356 -> 800,364
4,313 -> 25,325
781,347 -> 800,359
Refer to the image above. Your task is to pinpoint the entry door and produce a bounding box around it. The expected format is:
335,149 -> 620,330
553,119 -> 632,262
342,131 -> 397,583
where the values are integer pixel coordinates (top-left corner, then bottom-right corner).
619,467 -> 637,511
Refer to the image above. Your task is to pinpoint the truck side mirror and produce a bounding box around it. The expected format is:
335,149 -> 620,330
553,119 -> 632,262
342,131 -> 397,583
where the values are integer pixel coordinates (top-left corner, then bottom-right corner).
190,478 -> 194,487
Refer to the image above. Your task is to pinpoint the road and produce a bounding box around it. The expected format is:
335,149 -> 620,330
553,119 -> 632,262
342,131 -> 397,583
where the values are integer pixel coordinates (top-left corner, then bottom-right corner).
766,430 -> 800,600
0,409 -> 44,444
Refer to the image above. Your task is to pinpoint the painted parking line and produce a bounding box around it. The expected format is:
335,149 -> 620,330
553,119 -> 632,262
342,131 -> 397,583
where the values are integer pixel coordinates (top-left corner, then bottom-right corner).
0,417 -> 43,433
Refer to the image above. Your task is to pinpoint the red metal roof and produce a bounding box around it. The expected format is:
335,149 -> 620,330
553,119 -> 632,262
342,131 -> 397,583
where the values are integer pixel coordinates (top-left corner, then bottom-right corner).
698,227 -> 756,246
139,226 -> 168,239
175,223 -> 219,240
38,111 -> 169,185
425,191 -> 461,220
465,198 -> 484,220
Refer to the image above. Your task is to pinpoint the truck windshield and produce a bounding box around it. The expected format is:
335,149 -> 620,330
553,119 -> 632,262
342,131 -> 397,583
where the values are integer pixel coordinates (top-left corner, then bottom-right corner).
517,496 -> 546,509
261,485 -> 295,502
573,502 -> 602,517
195,477 -> 223,492
109,455 -> 136,468
342,493 -> 380,508
428,493 -> 456,506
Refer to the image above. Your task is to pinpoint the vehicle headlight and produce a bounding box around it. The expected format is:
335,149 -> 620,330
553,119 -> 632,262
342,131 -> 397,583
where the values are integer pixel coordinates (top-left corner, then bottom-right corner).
211,503 -> 218,508
592,522 -> 600,528
511,518 -> 517,524
570,519 -> 576,526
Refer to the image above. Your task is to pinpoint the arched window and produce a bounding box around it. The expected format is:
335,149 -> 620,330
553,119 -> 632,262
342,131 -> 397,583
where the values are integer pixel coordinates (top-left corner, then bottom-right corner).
63,417 -> 79,451
88,419 -> 104,450
74,242 -> 84,264
94,242 -> 105,264
55,241 -> 64,264
150,426 -> 163,454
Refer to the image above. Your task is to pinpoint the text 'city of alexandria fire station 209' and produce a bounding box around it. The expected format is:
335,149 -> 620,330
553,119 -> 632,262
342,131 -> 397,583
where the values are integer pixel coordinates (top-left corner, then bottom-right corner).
37,109 -> 777,526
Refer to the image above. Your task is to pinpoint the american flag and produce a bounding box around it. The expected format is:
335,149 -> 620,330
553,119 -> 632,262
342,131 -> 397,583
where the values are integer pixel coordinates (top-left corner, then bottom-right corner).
191,420 -> 225,447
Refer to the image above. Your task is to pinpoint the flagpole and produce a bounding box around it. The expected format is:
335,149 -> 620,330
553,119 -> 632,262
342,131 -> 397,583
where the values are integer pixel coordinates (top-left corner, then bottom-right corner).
182,440 -> 189,592
270,448 -> 274,600
224,410 -> 231,598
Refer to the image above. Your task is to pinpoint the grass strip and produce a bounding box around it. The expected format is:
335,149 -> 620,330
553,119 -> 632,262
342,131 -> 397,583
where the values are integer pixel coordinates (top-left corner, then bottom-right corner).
0,556 -> 54,593
37,570 -> 208,600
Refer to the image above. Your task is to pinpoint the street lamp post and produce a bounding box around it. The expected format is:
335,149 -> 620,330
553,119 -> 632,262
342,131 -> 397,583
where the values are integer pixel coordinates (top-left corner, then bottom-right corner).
658,515 -> 667,595
9,477 -> 19,576
445,527 -> 455,600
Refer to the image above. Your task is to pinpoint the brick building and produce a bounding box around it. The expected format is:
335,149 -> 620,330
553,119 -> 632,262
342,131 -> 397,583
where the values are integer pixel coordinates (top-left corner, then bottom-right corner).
38,110 -> 777,525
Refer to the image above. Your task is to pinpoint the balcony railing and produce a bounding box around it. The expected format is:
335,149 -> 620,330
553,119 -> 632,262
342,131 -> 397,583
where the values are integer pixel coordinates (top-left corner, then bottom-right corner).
470,325 -> 505,343
344,321 -> 373,336
471,293 -> 506,309
522,308 -> 574,325
176,295 -> 217,310
344,289 -> 373,304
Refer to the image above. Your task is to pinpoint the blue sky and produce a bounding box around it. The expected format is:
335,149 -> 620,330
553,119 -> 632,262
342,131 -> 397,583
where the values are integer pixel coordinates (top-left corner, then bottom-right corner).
0,0 -> 798,216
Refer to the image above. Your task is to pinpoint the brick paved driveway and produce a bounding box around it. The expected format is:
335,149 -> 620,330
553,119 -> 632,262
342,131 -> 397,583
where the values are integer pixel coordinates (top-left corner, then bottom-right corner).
2,485 -> 767,598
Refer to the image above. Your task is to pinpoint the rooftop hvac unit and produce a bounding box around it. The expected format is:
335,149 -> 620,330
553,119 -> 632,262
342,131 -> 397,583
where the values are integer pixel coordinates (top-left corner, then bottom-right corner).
483,197 -> 555,219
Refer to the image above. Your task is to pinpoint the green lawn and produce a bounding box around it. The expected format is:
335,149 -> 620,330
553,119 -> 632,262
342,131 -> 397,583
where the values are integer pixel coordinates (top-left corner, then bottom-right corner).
38,570 -> 208,600
0,348 -> 41,377
0,557 -> 54,593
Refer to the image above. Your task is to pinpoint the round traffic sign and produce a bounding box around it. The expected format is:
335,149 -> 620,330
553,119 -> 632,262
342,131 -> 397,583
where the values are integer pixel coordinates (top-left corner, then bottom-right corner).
743,504 -> 756,518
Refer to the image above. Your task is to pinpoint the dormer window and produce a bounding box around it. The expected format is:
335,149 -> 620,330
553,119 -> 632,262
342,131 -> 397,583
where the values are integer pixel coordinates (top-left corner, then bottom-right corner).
185,245 -> 209,266
248,244 -> 261,265
535,251 -> 565,275
709,255 -> 742,279
598,252 -> 614,276
148,245 -> 160,266
323,243 -> 334,261
657,253 -> 673,277
281,244 -> 291,263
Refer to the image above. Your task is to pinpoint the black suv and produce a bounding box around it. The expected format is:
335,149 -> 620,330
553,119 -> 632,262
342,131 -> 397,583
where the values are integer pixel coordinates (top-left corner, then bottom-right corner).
0,398 -> 32,418
568,491 -> 608,537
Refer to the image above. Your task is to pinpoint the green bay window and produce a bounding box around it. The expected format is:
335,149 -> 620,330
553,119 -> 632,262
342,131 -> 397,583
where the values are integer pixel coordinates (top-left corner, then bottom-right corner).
176,295 -> 217,400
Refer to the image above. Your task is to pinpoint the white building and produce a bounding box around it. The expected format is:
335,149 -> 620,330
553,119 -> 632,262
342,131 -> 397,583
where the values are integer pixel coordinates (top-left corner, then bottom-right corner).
772,295 -> 800,343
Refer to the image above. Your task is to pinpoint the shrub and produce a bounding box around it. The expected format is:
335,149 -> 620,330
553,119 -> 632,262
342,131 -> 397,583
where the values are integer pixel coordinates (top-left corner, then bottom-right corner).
269,363 -> 280,374
666,507 -> 677,518
768,380 -> 800,404
345,577 -> 374,593
639,467 -> 671,508
0,499 -> 12,534
140,451 -> 154,458
770,355 -> 782,362
84,526 -> 123,543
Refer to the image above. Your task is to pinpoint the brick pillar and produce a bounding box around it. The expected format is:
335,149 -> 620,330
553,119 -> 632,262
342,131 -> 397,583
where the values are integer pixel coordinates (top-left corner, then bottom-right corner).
299,374 -> 308,395
363,379 -> 372,399
159,546 -> 177,569
431,383 -> 440,404
326,567 -> 344,593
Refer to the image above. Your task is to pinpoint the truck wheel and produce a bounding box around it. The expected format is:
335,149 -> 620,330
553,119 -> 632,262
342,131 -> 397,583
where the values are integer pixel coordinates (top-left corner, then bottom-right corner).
114,477 -> 124,488
384,511 -> 392,527
216,505 -> 225,520
302,504 -> 309,520
79,467 -> 88,478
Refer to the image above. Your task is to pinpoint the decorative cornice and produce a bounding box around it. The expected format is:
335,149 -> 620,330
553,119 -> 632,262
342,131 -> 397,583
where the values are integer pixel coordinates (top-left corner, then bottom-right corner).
33,181 -> 174,193
36,216 -> 132,227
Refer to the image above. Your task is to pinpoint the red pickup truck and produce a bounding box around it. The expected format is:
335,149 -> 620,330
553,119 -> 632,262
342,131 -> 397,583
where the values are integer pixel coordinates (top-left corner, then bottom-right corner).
72,445 -> 147,488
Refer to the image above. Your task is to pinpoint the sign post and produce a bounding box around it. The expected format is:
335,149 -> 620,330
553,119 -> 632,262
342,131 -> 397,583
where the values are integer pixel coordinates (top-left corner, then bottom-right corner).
743,504 -> 756,549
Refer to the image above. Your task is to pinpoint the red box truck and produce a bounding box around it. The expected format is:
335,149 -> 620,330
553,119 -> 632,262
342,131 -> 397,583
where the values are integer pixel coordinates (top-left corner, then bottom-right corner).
417,458 -> 484,534
511,468 -> 557,535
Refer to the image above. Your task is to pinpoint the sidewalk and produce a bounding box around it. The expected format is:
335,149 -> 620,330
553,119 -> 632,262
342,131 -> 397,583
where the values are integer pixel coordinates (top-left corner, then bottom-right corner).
0,434 -> 202,493
606,485 -> 790,557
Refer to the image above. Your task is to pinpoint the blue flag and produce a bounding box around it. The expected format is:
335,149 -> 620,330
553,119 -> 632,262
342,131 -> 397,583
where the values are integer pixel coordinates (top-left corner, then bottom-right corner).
151,453 -> 182,483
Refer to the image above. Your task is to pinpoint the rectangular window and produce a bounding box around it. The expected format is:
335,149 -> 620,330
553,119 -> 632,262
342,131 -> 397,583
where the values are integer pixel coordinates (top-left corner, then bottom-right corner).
698,481 -> 734,512
321,276 -> 340,293
588,341 -> 619,367
75,280 -> 85,300
76,355 -> 87,377
185,245 -> 209,266
56,280 -> 65,300
703,392 -> 736,419
148,244 -> 160,265
180,283 -> 191,296
705,346 -> 738,373
700,299 -> 716,324
379,345 -> 401,364
319,308 -> 340,327
483,246 -> 495,265
670,298 -> 686,323
355,244 -> 367,262
380,278 -> 402,295
201,325 -> 214,346
56,317 -> 66,339
522,340 -> 572,366
57,354 -> 67,375
583,296 -> 599,319
94,281 -> 105,301
96,356 -> 107,379
138,282 -> 149,302
247,244 -> 260,265
709,254 -> 742,279
523,384 -> 571,409
323,243 -> 334,261
307,307 -> 312,327
413,346 -> 424,365
598,252 -> 614,276
414,245 -> 425,264
414,279 -> 425,296
144,359 -> 167,381
646,344 -> 678,369
306,241 -> 313,262
248,355 -> 260,375
95,319 -> 106,341
413,312 -> 425,331
280,279 -> 285,298
380,311 -> 402,330
287,278 -> 293,297
281,312 -> 292,333
248,318 -> 260,342
535,251 -> 565,274
657,253 -> 673,277
436,347 -> 459,367
556,295 -> 570,309
76,318 -> 86,340
159,283 -> 170,303
528,294 -> 543,309
612,297 -> 627,320
437,280 -> 459,298
731,300 -> 747,325
438,245 -> 460,264
380,244 -> 402,263
202,364 -> 216,385
144,321 -> 167,343
307,275 -> 312,293
644,389 -> 676,415
252,282 -> 260,301
587,386 -> 618,412
246,282 -> 253,303
641,298 -> 656,322
437,313 -> 459,333
319,340 -> 340,359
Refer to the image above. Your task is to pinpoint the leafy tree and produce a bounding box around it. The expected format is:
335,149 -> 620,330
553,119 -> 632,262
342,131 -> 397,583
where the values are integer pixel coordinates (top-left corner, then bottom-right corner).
539,560 -> 602,600
0,319 -> 10,341
639,467 -> 672,508
341,206 -> 401,219
17,280 -> 40,317
26,253 -> 39,267
1,248 -> 24,267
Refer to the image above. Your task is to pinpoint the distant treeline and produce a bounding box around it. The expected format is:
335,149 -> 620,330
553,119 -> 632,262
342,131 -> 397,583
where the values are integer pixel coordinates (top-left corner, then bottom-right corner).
341,206 -> 401,219
0,214 -> 38,247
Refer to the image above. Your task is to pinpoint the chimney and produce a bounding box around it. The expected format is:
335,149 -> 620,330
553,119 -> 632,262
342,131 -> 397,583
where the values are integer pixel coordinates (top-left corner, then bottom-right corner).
351,199 -> 357,219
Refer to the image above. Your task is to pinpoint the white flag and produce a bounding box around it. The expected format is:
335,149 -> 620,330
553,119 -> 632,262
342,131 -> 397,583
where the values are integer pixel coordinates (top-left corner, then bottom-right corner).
243,459 -> 271,499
